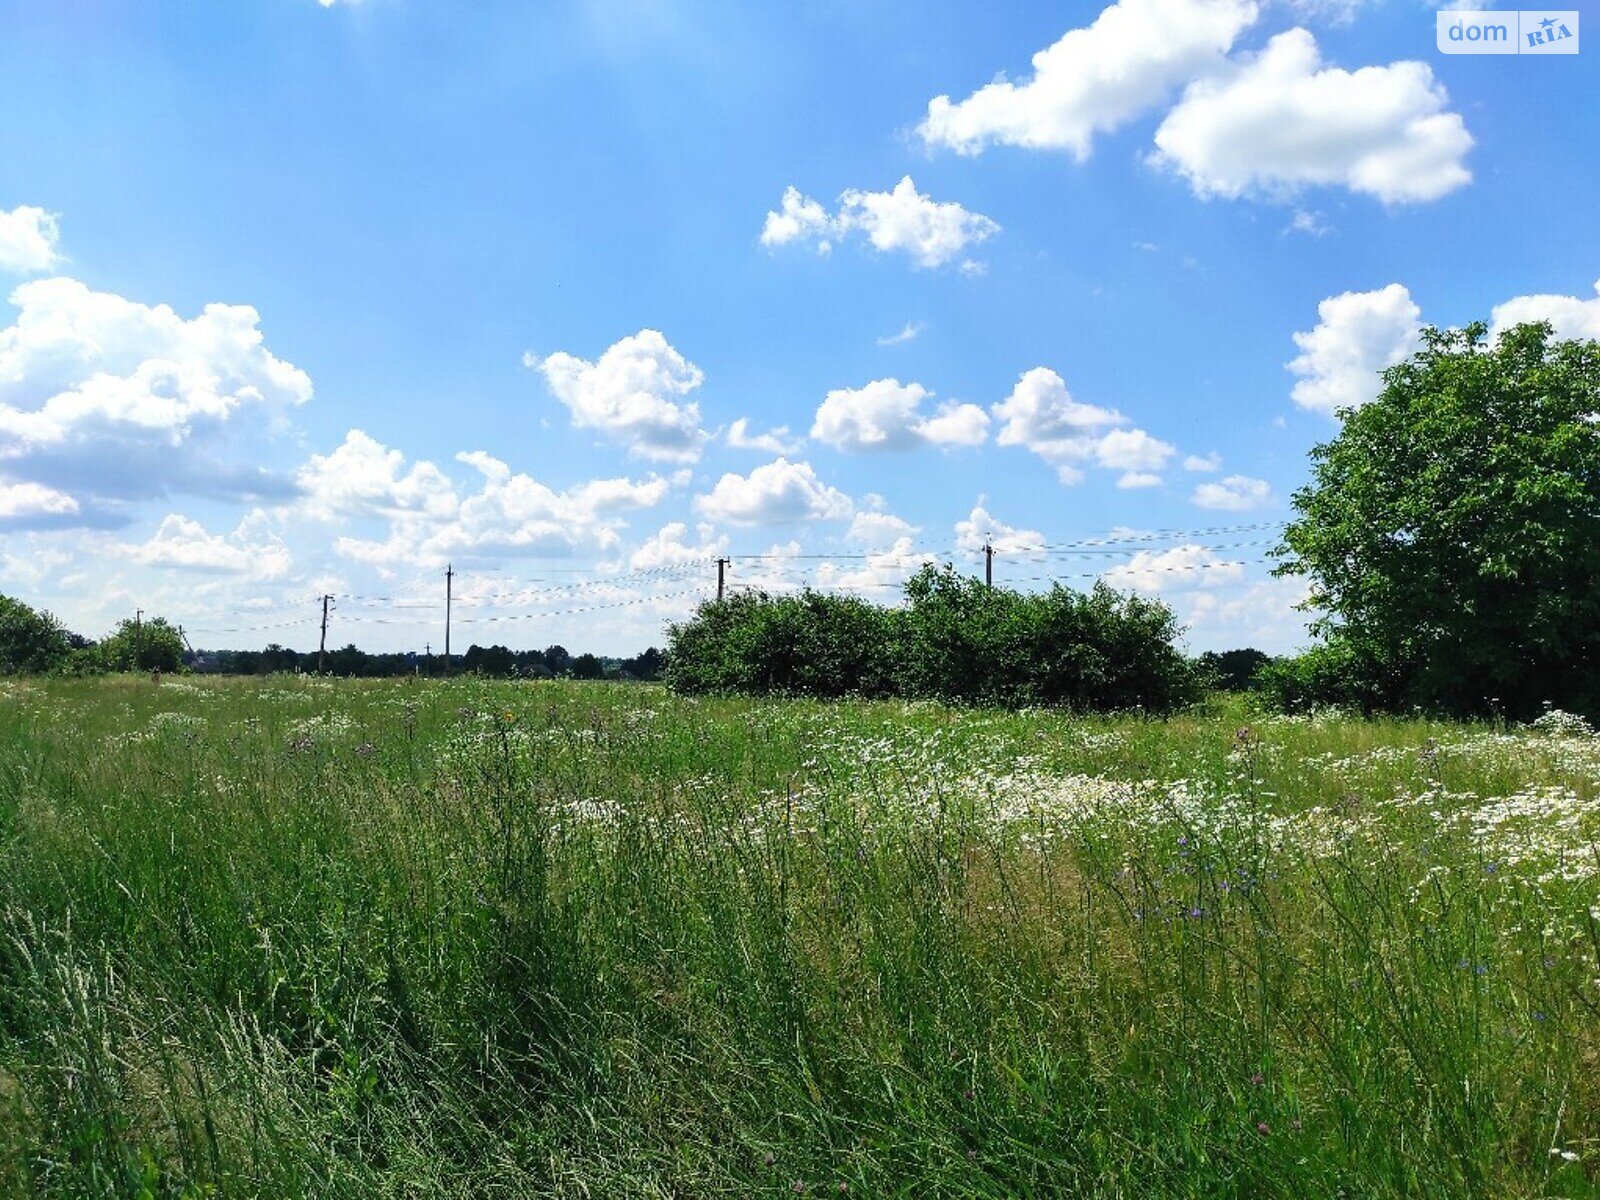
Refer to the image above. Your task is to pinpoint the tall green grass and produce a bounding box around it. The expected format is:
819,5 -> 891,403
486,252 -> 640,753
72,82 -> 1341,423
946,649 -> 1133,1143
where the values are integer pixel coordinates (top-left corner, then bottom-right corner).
0,676 -> 1596,1197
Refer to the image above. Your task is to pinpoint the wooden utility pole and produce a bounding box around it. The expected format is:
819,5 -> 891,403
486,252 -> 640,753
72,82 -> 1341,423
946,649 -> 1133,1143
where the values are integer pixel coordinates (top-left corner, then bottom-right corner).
984,542 -> 994,588
444,564 -> 454,675
317,594 -> 331,674
716,556 -> 730,601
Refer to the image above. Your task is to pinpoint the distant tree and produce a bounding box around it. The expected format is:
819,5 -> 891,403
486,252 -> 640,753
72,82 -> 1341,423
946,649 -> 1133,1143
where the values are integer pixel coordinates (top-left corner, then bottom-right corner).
99,616 -> 184,673
0,594 -> 72,674
260,644 -> 300,674
326,643 -> 364,676
620,646 -> 666,681
1277,321 -> 1600,718
571,652 -> 605,680
465,644 -> 517,677
543,644 -> 572,675
1197,648 -> 1271,692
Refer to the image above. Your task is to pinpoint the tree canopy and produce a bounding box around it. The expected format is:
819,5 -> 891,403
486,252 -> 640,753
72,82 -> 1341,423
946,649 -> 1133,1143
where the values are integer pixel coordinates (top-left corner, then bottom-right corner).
0,594 -> 71,674
1276,321 -> 1600,719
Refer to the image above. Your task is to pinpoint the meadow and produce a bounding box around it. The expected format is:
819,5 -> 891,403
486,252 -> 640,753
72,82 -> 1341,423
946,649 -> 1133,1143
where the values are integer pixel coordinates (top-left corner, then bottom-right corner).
0,675 -> 1597,1198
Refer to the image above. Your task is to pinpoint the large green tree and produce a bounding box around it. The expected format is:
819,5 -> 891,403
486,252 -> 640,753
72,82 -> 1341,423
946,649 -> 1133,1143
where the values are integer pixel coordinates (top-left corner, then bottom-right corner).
98,615 -> 185,673
1277,321 -> 1600,719
0,594 -> 71,674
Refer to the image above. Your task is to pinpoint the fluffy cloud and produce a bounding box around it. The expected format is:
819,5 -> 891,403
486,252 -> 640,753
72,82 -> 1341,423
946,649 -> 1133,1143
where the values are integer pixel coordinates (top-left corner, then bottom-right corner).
848,508 -> 920,548
761,178 -> 998,270
319,436 -> 681,570
297,429 -> 458,521
1095,427 -> 1177,473
0,206 -> 63,275
629,521 -> 729,570
1191,474 -> 1272,511
921,0 -> 1258,159
1101,543 -> 1245,592
1491,280 -> 1600,343
441,452 -> 677,559
811,378 -> 989,452
1184,452 -> 1222,472
532,330 -> 709,462
0,277 -> 311,508
990,367 -> 1174,484
1288,283 -> 1421,414
1152,30 -> 1472,204
991,367 -> 1123,484
760,187 -> 835,254
726,417 -> 804,455
694,458 -> 853,526
0,479 -> 79,525
116,511 -> 293,580
954,501 -> 1046,555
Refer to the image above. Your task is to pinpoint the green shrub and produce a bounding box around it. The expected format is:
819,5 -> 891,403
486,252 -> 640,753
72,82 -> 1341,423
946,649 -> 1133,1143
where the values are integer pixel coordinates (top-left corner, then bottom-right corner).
665,590 -> 897,698
666,565 -> 1201,713
0,594 -> 72,674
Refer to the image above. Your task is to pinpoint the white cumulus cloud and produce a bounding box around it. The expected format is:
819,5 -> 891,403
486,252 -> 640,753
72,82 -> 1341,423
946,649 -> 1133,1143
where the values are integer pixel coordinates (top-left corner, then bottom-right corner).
319,437 -> 681,571
1192,474 -> 1272,511
726,416 -> 804,456
1152,29 -> 1472,204
1490,280 -> 1600,343
629,521 -> 729,570
848,508 -> 920,547
0,277 -> 312,507
117,511 -> 293,580
0,478 -> 79,524
1288,283 -> 1421,415
532,329 -> 709,462
954,501 -> 1046,555
921,0 -> 1258,159
812,378 -> 989,452
297,429 -> 458,521
991,367 -> 1175,485
0,206 -> 63,275
695,458 -> 853,526
761,178 -> 998,270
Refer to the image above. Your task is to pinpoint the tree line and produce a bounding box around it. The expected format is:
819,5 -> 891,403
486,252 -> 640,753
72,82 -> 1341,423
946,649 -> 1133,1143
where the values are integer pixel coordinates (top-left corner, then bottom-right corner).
0,596 -> 664,682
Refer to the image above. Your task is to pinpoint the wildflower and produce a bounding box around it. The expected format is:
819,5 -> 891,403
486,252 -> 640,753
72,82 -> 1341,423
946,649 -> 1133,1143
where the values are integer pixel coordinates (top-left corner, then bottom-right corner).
763,1152 -> 775,1167
1250,1072 -> 1264,1087
1257,1122 -> 1270,1135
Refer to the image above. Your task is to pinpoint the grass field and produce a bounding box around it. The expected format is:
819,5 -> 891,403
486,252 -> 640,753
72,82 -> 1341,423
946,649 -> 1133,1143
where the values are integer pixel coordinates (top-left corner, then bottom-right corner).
1,675 -> 1597,1197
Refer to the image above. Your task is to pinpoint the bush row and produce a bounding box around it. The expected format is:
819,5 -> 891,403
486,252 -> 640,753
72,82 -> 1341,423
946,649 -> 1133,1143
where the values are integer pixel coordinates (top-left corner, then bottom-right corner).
664,564 -> 1202,713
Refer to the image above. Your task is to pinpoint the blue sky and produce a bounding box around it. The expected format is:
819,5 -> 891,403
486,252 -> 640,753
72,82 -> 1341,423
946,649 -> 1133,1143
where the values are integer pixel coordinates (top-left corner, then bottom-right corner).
1,0 -> 1595,655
